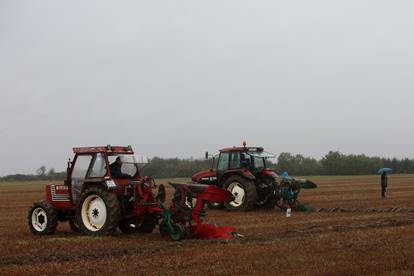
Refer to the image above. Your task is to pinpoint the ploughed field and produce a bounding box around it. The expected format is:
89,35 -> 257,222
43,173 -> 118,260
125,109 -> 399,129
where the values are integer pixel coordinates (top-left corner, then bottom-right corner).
1,175 -> 414,275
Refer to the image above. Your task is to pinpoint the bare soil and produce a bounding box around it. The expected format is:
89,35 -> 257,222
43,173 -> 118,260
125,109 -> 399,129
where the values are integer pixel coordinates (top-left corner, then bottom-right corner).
1,175 -> 413,275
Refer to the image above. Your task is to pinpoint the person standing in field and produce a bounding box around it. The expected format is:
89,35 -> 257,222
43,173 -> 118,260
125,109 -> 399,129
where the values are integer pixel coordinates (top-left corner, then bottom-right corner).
381,172 -> 388,198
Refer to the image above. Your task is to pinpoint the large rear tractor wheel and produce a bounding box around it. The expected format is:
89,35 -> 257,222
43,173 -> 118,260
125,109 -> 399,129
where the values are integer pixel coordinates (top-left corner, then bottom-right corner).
28,200 -> 58,235
76,186 -> 121,235
223,175 -> 257,211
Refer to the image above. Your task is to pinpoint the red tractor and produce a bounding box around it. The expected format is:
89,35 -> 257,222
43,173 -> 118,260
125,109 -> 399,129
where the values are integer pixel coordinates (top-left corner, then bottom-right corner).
28,145 -> 237,240
28,145 -> 167,235
191,142 -> 278,211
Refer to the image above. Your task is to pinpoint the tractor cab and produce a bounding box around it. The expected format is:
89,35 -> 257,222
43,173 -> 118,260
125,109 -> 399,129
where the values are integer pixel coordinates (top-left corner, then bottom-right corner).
67,146 -> 143,204
193,144 -> 276,185
69,145 -> 141,179
217,147 -> 275,179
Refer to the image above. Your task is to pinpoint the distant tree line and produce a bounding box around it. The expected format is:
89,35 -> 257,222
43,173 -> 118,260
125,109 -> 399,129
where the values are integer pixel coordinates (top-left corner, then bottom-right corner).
141,157 -> 212,178
274,151 -> 414,175
1,151 -> 414,181
0,166 -> 66,182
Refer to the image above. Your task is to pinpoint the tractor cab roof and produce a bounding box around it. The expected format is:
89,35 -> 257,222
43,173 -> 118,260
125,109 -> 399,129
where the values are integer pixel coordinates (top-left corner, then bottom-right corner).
73,145 -> 134,154
219,146 -> 264,153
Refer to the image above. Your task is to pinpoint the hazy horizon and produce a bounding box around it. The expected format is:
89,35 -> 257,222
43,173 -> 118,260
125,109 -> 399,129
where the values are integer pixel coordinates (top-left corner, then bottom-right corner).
1,1 -> 414,176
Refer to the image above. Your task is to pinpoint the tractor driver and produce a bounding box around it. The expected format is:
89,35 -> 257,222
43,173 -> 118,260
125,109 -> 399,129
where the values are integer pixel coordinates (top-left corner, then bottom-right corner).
240,153 -> 251,169
109,157 -> 131,179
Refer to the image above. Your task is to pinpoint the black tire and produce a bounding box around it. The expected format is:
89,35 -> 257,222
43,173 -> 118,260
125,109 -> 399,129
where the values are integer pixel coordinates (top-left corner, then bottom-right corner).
118,220 -> 138,234
76,186 -> 121,235
262,196 -> 277,209
256,178 -> 277,210
207,202 -> 224,209
28,200 -> 58,235
118,217 -> 156,234
223,175 -> 257,211
69,219 -> 82,233
137,218 -> 156,233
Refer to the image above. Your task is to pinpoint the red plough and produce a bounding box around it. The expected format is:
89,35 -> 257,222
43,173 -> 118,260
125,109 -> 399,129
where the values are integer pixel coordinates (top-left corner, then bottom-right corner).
163,183 -> 238,240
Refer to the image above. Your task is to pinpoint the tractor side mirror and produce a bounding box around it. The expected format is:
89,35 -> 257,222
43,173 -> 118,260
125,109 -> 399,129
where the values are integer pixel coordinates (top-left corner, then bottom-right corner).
210,156 -> 216,171
205,151 -> 209,160
65,158 -> 72,186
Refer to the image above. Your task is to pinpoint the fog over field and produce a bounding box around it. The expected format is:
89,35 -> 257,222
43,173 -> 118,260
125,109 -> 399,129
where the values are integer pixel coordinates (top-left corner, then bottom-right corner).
1,1 -> 414,175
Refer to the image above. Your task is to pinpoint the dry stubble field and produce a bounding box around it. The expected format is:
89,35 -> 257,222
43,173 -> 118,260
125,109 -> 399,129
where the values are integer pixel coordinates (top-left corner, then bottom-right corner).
1,175 -> 414,275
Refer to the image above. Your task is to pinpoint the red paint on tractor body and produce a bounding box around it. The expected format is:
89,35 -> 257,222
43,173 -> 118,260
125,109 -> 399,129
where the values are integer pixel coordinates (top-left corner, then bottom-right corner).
191,169 -> 217,183
46,184 -> 73,209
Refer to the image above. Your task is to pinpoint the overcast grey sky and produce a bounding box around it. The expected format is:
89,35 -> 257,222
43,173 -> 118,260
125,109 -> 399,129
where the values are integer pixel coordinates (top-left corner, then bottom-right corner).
1,1 -> 413,175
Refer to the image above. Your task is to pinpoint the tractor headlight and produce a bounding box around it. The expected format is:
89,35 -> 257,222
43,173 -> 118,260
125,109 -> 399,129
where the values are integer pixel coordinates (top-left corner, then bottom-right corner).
105,180 -> 117,189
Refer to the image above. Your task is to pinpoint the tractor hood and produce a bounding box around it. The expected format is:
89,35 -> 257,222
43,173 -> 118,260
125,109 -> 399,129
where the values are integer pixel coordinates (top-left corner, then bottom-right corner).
192,170 -> 217,183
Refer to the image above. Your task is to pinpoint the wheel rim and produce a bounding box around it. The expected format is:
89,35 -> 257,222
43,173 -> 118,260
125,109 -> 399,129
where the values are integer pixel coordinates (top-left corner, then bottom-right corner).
31,207 -> 48,232
227,182 -> 245,207
81,194 -> 107,232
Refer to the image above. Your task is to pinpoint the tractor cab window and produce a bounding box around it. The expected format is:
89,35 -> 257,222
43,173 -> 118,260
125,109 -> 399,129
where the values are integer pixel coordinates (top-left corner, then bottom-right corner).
217,153 -> 230,171
229,152 -> 240,169
89,153 -> 106,178
108,154 -> 138,178
72,155 -> 93,179
241,153 -> 251,168
252,156 -> 265,169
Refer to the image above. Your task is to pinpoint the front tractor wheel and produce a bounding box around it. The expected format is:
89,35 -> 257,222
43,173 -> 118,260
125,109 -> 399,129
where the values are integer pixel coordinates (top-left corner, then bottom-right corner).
223,175 -> 257,211
76,186 -> 121,235
28,200 -> 58,235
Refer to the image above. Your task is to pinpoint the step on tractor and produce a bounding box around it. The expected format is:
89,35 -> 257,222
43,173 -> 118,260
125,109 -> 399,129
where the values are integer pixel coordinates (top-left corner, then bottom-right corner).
28,145 -> 236,240
191,142 -> 318,211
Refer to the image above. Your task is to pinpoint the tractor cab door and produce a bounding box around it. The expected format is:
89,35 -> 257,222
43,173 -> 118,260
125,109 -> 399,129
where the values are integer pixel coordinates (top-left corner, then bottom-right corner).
217,152 -> 241,185
216,152 -> 229,185
70,154 -> 107,204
